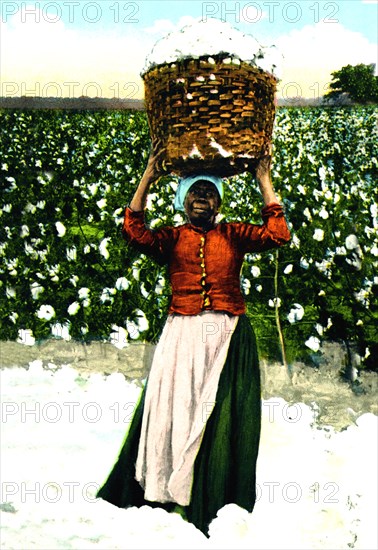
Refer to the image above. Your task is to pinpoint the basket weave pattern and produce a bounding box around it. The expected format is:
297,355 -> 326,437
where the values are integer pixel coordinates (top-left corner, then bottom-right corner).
143,55 -> 277,176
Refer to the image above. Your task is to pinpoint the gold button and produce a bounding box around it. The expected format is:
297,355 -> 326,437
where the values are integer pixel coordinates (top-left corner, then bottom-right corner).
202,271 -> 206,277
199,252 -> 204,258
202,290 -> 206,296
201,279 -> 206,286
200,237 -> 205,243
201,262 -> 205,268
203,297 -> 211,307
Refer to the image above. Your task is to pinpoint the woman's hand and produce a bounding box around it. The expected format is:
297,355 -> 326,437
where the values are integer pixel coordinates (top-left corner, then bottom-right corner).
143,137 -> 168,184
255,142 -> 272,184
255,142 -> 279,206
129,138 -> 167,212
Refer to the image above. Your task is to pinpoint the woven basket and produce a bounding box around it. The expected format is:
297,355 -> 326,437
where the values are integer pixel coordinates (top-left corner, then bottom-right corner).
142,55 -> 277,177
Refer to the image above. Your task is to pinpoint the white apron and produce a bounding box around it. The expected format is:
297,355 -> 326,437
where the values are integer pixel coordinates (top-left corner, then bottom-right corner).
135,311 -> 239,505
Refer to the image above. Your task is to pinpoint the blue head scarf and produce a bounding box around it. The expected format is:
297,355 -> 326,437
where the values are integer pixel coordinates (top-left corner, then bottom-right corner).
174,175 -> 224,212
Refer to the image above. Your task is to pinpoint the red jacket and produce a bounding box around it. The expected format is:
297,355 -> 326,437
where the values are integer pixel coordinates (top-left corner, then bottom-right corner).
122,203 -> 290,315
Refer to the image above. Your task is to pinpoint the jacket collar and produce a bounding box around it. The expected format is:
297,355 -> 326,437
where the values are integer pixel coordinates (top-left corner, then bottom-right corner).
184,222 -> 218,234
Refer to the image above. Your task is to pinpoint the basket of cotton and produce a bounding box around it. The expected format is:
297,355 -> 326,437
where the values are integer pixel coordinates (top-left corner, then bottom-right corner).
141,18 -> 281,177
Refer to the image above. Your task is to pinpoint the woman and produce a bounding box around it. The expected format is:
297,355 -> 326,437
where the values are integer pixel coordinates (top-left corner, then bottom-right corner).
97,141 -> 291,536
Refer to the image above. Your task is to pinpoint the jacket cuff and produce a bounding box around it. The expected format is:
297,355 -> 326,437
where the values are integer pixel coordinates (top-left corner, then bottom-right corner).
261,202 -> 283,217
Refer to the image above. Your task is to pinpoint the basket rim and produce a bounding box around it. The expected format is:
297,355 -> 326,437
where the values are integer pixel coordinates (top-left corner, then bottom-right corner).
141,53 -> 278,81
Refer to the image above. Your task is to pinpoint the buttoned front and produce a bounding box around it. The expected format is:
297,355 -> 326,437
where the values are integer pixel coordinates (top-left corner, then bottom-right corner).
123,203 -> 291,315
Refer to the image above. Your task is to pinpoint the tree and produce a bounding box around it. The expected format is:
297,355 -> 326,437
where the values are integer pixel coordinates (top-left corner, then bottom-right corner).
324,63 -> 378,104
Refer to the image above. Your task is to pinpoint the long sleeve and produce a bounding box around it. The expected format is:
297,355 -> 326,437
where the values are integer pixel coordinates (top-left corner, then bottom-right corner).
234,202 -> 291,253
122,207 -> 175,265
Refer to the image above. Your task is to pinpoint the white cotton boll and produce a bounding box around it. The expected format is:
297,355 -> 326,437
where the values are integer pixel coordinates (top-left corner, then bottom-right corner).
155,275 -> 165,295
126,310 -> 149,340
149,218 -> 161,229
96,198 -> 107,209
300,257 -> 309,269
242,278 -> 251,295
140,283 -> 149,299
17,329 -> 35,346
287,303 -> 304,323
48,264 -> 60,282
109,325 -> 129,349
78,287 -> 90,300
25,202 -> 37,214
305,336 -> 321,352
51,322 -> 71,341
297,184 -> 306,195
66,246 -> 77,261
255,284 -> 262,293
100,287 -> 116,304
319,207 -> 329,219
9,311 -> 18,323
187,144 -> 202,159
173,213 -> 184,226
55,221 -> 66,237
313,228 -> 324,241
20,225 -> 30,238
345,234 -> 359,250
67,301 -> 80,316
209,139 -> 232,157
146,193 -> 157,209
126,320 -> 140,340
303,207 -> 312,220
292,234 -> 300,248
99,238 -> 111,260
268,297 -> 281,308
284,264 -> 293,274
370,244 -> 378,256
5,176 -> 17,189
36,305 -> 56,321
6,286 -> 16,298
30,282 -> 44,300
135,309 -> 149,333
251,266 -> 261,277
115,277 -> 130,291
6,257 -> 18,276
319,167 -> 327,183
88,183 -> 98,196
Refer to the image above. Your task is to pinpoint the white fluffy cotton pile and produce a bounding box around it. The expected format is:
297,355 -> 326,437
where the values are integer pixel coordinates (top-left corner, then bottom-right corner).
142,18 -> 282,78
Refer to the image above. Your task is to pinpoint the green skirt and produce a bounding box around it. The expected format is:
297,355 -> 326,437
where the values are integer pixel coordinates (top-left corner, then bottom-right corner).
96,314 -> 261,537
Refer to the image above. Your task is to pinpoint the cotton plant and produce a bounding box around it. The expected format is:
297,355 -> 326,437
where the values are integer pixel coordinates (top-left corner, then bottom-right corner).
0,107 -> 376,371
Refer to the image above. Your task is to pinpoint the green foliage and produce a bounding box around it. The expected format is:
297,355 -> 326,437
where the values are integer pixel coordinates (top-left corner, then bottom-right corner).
0,107 -> 377,371
324,64 -> 378,104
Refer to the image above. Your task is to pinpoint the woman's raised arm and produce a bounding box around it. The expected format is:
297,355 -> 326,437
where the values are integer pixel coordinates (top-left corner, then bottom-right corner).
129,138 -> 167,212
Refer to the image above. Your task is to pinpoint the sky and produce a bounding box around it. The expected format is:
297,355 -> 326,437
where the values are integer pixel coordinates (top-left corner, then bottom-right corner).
0,0 -> 377,99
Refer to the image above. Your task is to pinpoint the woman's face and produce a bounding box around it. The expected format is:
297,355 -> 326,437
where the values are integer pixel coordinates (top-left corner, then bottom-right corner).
184,181 -> 221,226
